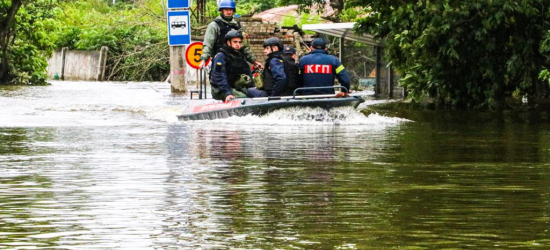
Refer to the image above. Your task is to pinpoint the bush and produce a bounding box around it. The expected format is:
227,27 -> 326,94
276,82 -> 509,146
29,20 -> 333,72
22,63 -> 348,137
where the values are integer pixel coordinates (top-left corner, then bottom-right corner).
53,0 -> 169,81
356,0 -> 550,108
0,0 -> 58,85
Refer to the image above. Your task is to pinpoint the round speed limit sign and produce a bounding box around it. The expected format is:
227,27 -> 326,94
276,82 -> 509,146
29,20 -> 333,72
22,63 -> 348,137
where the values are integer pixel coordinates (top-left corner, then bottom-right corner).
185,42 -> 210,69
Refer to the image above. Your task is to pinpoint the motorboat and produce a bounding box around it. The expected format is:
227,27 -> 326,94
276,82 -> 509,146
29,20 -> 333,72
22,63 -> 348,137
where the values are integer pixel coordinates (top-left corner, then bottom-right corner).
178,87 -> 365,121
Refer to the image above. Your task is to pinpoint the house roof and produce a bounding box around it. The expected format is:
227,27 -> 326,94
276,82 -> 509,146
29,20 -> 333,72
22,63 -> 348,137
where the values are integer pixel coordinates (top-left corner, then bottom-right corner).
253,3 -> 334,23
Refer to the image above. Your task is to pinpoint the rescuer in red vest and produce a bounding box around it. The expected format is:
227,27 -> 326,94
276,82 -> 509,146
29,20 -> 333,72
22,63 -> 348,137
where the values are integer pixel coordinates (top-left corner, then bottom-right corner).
298,38 -> 351,95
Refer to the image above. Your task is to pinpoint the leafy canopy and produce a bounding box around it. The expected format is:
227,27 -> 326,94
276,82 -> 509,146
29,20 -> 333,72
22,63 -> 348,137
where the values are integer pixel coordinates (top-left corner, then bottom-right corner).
0,0 -> 58,85
53,0 -> 169,81
353,0 -> 550,108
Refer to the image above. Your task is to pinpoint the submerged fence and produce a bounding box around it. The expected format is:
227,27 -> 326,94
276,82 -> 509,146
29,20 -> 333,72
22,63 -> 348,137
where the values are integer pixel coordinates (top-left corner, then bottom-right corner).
47,46 -> 108,81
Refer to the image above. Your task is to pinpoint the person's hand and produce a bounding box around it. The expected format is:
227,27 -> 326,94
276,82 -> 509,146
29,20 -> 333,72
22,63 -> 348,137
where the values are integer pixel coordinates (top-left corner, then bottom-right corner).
224,95 -> 236,102
335,91 -> 349,98
253,61 -> 263,69
198,60 -> 205,69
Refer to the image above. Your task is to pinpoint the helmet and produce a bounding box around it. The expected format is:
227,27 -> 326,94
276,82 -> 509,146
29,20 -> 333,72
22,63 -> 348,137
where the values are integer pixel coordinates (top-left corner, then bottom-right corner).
225,30 -> 243,42
311,38 -> 326,49
218,0 -> 236,11
263,37 -> 283,50
283,46 -> 296,55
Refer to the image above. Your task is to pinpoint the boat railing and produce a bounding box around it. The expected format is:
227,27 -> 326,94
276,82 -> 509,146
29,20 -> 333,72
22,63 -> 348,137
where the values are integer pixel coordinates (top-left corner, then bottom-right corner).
292,86 -> 349,99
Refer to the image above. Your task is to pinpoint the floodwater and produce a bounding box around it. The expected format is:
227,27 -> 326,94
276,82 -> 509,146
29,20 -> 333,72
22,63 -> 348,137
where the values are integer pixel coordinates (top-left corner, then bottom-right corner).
1,81 -> 549,249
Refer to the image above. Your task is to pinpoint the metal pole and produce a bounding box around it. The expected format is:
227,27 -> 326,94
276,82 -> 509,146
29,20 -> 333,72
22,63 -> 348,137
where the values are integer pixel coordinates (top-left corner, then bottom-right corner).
203,69 -> 207,99
339,29 -> 350,62
339,37 -> 343,62
199,69 -> 203,99
389,65 -> 394,98
375,46 -> 381,96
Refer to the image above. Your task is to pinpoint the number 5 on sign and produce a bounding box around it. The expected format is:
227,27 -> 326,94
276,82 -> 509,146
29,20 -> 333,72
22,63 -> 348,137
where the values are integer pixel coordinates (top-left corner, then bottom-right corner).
186,42 -> 210,69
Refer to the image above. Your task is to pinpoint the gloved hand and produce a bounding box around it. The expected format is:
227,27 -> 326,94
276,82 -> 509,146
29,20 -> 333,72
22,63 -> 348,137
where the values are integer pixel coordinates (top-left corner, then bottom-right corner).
253,61 -> 264,69
224,95 -> 236,103
335,92 -> 350,98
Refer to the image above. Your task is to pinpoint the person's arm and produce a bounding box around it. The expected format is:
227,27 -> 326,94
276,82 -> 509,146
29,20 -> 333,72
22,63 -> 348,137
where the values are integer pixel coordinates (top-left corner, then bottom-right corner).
241,44 -> 257,64
334,59 -> 351,92
269,58 -> 287,96
239,32 -> 261,68
200,22 -> 219,62
211,54 -> 233,99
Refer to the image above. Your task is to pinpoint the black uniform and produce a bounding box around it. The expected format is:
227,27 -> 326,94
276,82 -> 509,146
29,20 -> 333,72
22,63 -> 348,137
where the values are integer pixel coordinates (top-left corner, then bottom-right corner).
210,45 -> 251,100
262,51 -> 300,96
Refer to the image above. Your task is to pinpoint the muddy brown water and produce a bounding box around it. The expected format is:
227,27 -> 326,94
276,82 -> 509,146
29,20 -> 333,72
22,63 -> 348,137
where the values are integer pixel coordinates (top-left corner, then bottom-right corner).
1,81 -> 549,249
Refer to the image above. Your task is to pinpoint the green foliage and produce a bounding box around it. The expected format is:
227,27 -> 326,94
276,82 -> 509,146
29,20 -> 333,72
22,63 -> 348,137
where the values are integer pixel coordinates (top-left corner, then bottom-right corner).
540,69 -> 550,85
339,6 -> 366,22
53,0 -> 169,81
278,0 -> 326,13
203,0 -> 278,17
204,0 -> 219,20
281,12 -> 322,34
540,30 -> 550,86
0,0 -> 58,85
354,0 -> 550,108
236,0 -> 277,13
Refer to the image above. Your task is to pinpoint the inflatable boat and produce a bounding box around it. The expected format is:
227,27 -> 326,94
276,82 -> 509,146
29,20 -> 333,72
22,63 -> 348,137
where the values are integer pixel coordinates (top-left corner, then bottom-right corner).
178,87 -> 365,121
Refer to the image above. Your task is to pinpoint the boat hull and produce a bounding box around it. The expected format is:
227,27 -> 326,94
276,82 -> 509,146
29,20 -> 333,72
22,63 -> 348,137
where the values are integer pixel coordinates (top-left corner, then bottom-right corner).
178,96 -> 364,121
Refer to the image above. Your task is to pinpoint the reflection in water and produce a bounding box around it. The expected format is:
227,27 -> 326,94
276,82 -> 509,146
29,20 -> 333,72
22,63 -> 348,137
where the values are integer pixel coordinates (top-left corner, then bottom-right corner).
1,82 -> 550,249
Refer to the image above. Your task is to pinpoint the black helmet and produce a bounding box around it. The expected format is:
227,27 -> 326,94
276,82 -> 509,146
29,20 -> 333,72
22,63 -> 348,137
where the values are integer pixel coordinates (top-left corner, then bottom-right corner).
224,30 -> 243,42
263,37 -> 283,50
283,45 -> 297,55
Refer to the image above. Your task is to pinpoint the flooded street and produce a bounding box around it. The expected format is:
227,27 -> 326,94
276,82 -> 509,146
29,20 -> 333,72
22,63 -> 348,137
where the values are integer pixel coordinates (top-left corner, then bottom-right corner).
1,81 -> 550,249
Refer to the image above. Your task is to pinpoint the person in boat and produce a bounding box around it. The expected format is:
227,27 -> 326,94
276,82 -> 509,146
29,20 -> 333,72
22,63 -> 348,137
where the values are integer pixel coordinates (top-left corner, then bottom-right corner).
210,30 -> 265,102
283,45 -> 298,62
298,38 -> 351,96
198,0 -> 262,70
261,37 -> 300,97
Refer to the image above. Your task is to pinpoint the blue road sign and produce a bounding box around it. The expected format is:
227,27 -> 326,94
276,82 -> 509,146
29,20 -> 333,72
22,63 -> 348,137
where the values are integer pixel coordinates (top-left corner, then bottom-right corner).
167,0 -> 190,9
167,10 -> 191,46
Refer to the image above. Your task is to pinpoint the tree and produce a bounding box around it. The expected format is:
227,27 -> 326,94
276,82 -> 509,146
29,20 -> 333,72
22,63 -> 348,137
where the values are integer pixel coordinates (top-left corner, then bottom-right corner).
0,0 -> 23,83
354,0 -> 550,108
539,29 -> 550,86
236,0 -> 277,13
0,0 -> 57,85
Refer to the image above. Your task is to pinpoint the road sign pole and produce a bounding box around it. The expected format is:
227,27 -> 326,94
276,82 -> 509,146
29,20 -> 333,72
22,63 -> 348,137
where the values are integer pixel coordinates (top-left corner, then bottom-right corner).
167,8 -> 191,94
185,42 -> 210,98
203,69 -> 207,99
170,45 -> 187,94
199,69 -> 206,99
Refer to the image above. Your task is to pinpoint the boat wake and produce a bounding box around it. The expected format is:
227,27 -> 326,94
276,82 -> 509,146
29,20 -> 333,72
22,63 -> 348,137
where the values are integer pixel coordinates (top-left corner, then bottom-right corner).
188,106 -> 410,126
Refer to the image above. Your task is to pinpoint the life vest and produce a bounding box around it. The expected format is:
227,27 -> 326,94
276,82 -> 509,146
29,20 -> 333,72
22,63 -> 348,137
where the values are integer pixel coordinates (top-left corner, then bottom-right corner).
216,45 -> 248,87
262,51 -> 300,95
213,19 -> 241,54
298,49 -> 351,95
